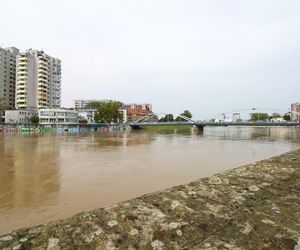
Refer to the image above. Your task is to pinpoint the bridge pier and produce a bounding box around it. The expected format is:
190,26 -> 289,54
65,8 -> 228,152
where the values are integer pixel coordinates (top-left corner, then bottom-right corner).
195,124 -> 205,132
129,125 -> 142,130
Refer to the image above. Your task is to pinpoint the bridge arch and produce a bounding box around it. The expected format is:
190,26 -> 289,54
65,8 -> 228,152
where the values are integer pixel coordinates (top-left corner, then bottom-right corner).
202,107 -> 300,122
133,113 -> 196,124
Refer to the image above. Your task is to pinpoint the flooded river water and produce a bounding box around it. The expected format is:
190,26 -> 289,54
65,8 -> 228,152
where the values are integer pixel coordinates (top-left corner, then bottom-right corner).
0,127 -> 299,234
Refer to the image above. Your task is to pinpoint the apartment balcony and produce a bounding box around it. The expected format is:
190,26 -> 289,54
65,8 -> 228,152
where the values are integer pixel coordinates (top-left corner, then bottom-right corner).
38,64 -> 48,69
16,103 -> 27,107
39,79 -> 49,83
38,86 -> 48,90
17,77 -> 27,81
38,97 -> 48,102
38,74 -> 49,79
38,96 -> 48,100
38,78 -> 48,82
38,89 -> 48,93
17,89 -> 27,93
17,84 -> 26,88
38,82 -> 48,86
38,61 -> 48,67
38,56 -> 48,60
38,82 -> 48,87
17,83 -> 27,87
16,95 -> 27,99
38,69 -> 49,74
17,66 -> 27,70
16,89 -> 26,92
17,79 -> 27,84
17,63 -> 27,67
38,70 -> 49,78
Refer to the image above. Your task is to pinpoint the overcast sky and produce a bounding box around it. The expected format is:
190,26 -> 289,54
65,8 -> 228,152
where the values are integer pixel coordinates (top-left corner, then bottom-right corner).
1,0 -> 299,119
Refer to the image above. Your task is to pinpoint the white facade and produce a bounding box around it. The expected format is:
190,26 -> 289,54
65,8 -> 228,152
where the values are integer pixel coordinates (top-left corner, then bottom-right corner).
124,103 -> 152,112
78,109 -> 97,123
270,117 -> 285,123
39,109 -> 78,125
232,113 -> 241,122
5,110 -> 37,124
73,99 -> 107,109
15,49 -> 61,110
122,109 -> 127,123
291,102 -> 300,122
0,47 -> 19,110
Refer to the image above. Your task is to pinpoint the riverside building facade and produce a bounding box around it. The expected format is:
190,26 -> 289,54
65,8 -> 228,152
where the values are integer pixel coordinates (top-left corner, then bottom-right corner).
291,102 -> 300,122
0,47 -> 19,110
39,109 -> 78,125
124,103 -> 153,123
15,49 -> 61,111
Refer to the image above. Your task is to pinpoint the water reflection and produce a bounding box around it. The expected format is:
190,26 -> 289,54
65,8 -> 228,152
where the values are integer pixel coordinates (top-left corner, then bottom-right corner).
0,134 -> 60,210
0,127 -> 299,234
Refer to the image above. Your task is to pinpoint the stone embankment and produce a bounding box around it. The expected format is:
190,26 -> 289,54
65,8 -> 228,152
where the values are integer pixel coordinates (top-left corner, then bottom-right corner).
1,150 -> 300,250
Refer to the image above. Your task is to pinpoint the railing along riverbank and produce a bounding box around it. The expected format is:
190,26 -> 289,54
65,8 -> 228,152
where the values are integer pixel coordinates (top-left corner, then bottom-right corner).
0,124 -> 127,134
0,149 -> 299,249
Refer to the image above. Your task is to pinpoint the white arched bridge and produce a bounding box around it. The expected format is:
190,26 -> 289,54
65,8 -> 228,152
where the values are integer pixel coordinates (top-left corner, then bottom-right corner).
129,110 -> 300,130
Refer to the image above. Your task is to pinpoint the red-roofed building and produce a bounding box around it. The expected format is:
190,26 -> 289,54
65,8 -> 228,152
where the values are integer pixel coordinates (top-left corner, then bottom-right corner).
124,103 -> 155,123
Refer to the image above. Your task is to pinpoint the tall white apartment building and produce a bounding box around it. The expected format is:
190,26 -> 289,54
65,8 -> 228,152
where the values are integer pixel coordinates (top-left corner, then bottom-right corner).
15,49 -> 61,110
0,47 -> 19,110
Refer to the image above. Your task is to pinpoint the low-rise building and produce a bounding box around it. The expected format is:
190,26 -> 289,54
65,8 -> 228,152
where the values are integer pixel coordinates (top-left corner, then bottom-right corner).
232,113 -> 241,122
39,109 -> 78,125
77,109 -> 97,123
270,117 -> 285,123
5,110 -> 37,124
291,102 -> 300,122
124,103 -> 153,123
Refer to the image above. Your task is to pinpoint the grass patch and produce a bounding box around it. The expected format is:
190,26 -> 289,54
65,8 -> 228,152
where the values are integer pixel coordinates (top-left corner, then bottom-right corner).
141,125 -> 193,130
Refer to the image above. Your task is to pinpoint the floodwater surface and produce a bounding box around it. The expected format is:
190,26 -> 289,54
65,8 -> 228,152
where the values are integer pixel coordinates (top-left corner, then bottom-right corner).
0,127 -> 299,234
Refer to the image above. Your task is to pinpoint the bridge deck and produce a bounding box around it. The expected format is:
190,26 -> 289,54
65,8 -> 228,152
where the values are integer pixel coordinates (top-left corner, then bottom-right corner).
129,122 -> 300,127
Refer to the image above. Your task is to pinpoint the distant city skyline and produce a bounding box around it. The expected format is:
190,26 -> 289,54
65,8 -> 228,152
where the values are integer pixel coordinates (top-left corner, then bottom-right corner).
1,0 -> 299,119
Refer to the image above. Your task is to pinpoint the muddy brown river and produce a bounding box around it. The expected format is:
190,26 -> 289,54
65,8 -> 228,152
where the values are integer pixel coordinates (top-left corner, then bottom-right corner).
0,127 -> 299,234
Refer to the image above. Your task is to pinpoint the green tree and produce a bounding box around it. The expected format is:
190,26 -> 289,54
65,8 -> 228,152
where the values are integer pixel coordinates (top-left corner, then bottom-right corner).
30,115 -> 39,125
283,113 -> 291,121
159,114 -> 174,122
175,110 -> 192,121
269,112 -> 282,120
250,113 -> 269,121
79,119 -> 88,124
87,100 -> 123,123
271,113 -> 282,118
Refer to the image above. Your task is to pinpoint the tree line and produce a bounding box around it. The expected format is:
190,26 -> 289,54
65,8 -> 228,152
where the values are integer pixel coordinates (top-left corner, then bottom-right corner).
85,100 -> 194,124
86,100 -> 123,123
250,112 -> 290,121
159,110 -> 193,122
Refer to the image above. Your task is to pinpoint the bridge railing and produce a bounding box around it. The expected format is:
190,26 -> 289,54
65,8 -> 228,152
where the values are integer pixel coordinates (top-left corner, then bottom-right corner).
133,113 -> 196,124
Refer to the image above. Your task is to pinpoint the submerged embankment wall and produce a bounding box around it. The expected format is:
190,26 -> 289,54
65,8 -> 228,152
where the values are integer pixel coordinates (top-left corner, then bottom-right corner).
1,149 -> 300,249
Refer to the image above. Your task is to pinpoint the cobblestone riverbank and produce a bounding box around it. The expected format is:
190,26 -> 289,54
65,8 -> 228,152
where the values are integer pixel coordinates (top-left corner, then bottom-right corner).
1,149 -> 300,250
